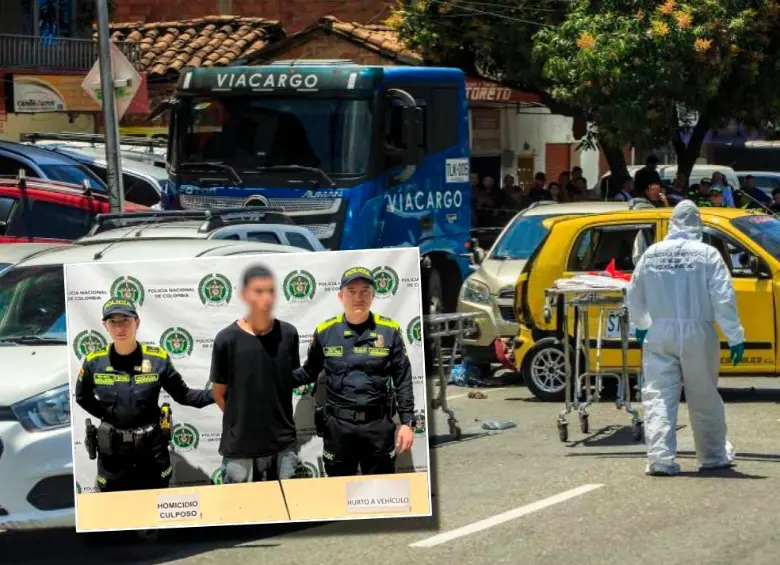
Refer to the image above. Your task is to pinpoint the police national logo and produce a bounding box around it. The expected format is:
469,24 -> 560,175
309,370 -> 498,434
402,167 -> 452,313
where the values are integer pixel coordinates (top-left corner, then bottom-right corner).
109,276 -> 145,307
372,266 -> 399,298
283,270 -> 316,302
198,273 -> 232,306
406,316 -> 422,346
293,383 -> 315,397
72,330 -> 108,360
210,468 -> 224,485
171,423 -> 199,451
160,327 -> 194,358
413,409 -> 426,436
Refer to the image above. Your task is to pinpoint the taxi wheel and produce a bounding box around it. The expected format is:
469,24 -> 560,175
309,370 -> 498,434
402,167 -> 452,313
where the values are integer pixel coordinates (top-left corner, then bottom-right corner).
521,337 -> 582,402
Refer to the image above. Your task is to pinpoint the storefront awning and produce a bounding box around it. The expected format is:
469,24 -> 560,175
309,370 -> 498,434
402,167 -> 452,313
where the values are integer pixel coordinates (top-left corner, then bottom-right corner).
465,76 -> 543,107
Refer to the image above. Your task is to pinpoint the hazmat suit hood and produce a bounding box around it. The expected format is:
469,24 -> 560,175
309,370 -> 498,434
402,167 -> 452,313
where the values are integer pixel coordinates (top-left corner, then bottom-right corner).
666,200 -> 702,241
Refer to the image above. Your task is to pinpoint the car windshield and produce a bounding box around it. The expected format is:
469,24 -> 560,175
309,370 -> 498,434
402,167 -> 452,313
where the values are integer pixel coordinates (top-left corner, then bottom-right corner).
38,164 -> 106,190
180,96 -> 372,176
491,215 -> 559,260
731,215 -> 780,259
0,265 -> 66,343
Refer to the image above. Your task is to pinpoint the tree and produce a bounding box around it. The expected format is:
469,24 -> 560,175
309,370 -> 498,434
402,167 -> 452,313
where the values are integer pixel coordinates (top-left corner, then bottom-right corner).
391,0 -> 569,93
533,0 -> 780,184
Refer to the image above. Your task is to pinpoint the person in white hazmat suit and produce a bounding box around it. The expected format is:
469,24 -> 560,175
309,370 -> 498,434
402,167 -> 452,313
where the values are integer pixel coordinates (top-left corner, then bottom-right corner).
626,200 -> 746,476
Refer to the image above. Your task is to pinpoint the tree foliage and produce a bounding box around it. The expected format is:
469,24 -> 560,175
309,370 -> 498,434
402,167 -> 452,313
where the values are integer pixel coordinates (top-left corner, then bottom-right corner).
391,0 -> 569,89
533,0 -> 780,160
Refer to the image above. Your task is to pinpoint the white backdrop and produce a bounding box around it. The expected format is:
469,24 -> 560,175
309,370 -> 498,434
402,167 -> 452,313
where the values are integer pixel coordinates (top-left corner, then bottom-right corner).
65,248 -> 428,493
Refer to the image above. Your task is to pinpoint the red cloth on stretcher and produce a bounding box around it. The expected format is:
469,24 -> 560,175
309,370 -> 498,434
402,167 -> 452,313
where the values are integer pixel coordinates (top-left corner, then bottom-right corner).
588,259 -> 632,282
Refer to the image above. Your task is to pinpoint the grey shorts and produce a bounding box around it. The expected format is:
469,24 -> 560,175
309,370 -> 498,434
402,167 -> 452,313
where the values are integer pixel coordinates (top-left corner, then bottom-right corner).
220,445 -> 299,483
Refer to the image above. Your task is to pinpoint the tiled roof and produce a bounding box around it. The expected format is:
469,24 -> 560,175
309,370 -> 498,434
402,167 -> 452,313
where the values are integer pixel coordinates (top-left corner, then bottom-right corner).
102,16 -> 286,77
319,16 -> 423,65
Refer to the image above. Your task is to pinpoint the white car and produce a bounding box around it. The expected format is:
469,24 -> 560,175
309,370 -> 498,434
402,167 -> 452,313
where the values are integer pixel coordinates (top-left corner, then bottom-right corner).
0,243 -> 65,274
0,237 -> 309,531
75,219 -> 326,252
26,143 -> 167,210
600,164 -> 741,193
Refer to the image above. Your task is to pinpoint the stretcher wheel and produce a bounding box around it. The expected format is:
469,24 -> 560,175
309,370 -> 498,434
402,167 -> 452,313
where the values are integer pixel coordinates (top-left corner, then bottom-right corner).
449,421 -> 462,440
632,421 -> 644,442
557,421 -> 568,442
579,413 -> 589,434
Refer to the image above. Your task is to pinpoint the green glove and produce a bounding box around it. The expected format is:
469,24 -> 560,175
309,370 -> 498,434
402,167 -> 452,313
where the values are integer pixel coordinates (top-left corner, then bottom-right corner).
729,343 -> 745,366
635,329 -> 648,346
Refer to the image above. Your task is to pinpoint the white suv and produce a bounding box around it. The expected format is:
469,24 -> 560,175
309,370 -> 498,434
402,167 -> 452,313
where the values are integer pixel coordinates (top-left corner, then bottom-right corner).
0,237 -> 307,530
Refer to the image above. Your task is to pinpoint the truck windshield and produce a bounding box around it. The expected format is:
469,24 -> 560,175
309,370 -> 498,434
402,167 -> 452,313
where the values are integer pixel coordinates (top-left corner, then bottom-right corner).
0,265 -> 66,344
179,96 -> 372,176
490,215 -> 558,260
731,215 -> 780,259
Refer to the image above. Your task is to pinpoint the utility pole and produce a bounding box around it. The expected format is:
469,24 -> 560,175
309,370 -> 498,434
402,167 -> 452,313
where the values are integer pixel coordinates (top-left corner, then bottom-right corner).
95,0 -> 124,212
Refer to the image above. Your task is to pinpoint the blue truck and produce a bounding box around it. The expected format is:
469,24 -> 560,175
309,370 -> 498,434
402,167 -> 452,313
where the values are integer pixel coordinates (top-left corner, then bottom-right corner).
154,60 -> 475,314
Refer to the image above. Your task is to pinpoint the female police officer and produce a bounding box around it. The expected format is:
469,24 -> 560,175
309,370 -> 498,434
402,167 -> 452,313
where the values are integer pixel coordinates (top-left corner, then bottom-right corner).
292,267 -> 416,476
75,298 -> 214,492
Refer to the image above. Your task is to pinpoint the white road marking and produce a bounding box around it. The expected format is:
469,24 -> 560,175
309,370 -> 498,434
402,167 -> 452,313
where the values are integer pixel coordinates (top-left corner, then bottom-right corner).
409,483 -> 605,548
447,388 -> 506,400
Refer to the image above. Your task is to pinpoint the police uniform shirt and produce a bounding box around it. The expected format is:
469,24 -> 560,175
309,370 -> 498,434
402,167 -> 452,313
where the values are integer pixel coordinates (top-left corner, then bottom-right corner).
75,343 -> 213,431
292,312 -> 415,425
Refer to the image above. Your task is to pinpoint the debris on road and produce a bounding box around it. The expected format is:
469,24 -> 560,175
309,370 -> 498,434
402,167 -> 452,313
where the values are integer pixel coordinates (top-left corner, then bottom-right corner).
468,391 -> 488,399
480,420 -> 517,430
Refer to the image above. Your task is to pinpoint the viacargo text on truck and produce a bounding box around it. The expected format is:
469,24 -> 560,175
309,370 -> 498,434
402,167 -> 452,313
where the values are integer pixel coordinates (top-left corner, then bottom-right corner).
152,60 -> 475,314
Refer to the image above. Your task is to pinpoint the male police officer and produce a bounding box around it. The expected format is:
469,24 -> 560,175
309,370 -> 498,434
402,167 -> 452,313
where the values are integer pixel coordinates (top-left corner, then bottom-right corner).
75,298 -> 214,492
292,267 -> 416,476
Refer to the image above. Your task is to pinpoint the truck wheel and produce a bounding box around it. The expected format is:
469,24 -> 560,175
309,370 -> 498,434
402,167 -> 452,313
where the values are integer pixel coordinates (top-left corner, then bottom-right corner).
521,337 -> 578,402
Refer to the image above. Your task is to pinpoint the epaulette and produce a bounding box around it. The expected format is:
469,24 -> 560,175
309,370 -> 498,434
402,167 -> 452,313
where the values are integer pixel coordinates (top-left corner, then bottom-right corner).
374,313 -> 400,330
316,314 -> 344,333
141,344 -> 168,359
85,345 -> 110,363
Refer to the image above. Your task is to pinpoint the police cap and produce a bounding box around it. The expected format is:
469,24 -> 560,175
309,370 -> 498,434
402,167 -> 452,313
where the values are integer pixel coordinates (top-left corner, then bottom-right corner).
102,298 -> 138,321
340,267 -> 374,289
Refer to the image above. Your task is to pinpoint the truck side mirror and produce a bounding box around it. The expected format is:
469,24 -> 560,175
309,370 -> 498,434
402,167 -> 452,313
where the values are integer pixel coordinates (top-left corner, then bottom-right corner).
401,106 -> 423,167
148,98 -> 179,122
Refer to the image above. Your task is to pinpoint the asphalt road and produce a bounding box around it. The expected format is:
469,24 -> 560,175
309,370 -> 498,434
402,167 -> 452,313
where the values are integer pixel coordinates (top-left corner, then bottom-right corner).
3,376 -> 780,565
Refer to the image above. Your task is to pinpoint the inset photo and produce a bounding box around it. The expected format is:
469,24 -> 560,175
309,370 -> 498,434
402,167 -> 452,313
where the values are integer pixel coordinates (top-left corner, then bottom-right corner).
65,247 -> 431,533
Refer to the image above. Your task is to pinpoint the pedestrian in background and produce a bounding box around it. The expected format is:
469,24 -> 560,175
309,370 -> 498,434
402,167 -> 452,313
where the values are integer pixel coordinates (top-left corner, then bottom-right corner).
711,172 -> 735,207
634,155 -> 662,196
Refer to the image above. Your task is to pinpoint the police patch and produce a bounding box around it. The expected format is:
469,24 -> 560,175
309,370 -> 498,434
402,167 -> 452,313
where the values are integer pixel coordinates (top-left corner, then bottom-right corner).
374,334 -> 385,348
141,359 -> 152,373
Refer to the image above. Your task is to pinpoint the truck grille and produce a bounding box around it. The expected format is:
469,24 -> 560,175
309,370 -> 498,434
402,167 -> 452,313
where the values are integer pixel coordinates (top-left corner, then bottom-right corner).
179,194 -> 340,214
303,223 -> 337,239
499,306 -> 517,322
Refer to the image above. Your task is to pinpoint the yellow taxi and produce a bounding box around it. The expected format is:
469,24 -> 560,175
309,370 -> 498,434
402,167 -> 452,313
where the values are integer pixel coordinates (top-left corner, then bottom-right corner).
511,206 -> 780,401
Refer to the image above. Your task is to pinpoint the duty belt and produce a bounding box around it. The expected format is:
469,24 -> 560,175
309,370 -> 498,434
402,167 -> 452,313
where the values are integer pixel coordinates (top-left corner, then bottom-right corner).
329,405 -> 388,423
116,423 -> 157,442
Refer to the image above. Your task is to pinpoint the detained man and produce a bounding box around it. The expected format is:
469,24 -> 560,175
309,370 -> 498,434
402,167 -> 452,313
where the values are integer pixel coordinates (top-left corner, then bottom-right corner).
626,200 -> 745,476
209,264 -> 301,483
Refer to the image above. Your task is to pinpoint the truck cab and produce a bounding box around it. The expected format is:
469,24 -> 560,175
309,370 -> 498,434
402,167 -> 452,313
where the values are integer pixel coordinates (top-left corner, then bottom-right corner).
157,60 -> 473,313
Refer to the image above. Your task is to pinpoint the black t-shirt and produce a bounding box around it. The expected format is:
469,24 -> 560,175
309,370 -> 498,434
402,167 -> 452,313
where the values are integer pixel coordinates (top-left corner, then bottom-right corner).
209,319 -> 300,458
110,345 -> 142,375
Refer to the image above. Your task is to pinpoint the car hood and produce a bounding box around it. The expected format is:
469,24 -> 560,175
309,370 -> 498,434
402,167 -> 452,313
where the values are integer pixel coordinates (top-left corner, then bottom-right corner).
0,345 -> 68,405
475,258 -> 529,293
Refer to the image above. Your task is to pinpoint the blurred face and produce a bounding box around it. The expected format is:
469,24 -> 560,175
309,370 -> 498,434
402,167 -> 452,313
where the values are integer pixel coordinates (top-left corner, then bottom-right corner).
699,183 -> 711,195
712,173 -> 723,185
242,275 -> 276,317
648,160 -> 658,171
710,192 -> 723,206
559,173 -> 570,185
483,176 -> 495,190
549,183 -> 560,196
745,177 -> 755,189
535,176 -> 545,188
339,280 -> 374,318
623,179 -> 634,193
673,175 -> 686,190
103,315 -> 139,344
647,184 -> 661,200
503,174 -> 514,187
572,168 -> 582,179
774,192 -> 780,204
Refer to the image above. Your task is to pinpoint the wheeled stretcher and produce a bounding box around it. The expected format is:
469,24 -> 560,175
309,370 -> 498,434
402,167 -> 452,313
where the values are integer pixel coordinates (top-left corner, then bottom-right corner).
423,312 -> 485,441
543,285 -> 644,443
